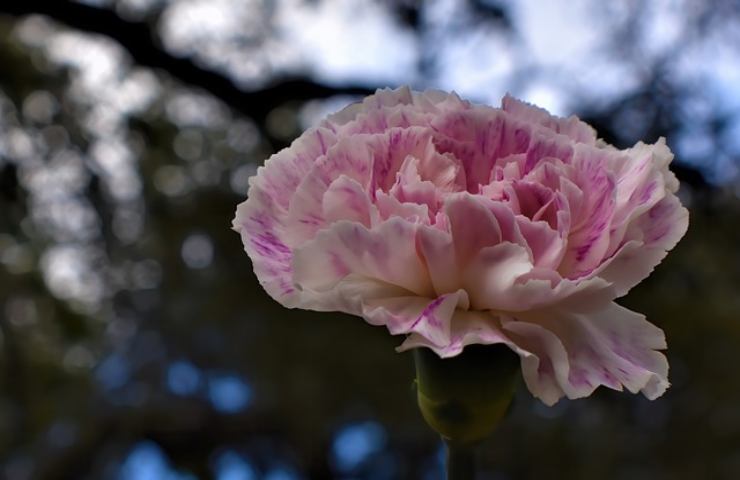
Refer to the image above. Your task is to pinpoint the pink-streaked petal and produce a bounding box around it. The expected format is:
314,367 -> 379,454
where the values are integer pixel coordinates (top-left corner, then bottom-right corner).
388,156 -> 440,215
506,302 -> 669,404
415,89 -> 471,113
445,193 -> 503,264
500,318 -> 569,406
374,190 -> 431,224
501,94 -> 596,145
233,200 -> 298,307
287,127 -> 441,242
232,128 -> 337,306
467,254 -> 616,313
415,151 -> 467,193
237,129 -> 335,256
396,310 -> 519,358
605,144 -> 670,257
506,181 -> 559,227
618,138 -> 680,193
591,194 -> 689,296
333,104 -> 430,136
558,176 -> 585,226
292,217 -> 433,297
432,107 -> 536,191
516,217 -> 566,270
324,87 -> 471,136
322,175 -> 374,227
323,86 -> 415,130
366,127 -> 438,191
442,194 -> 535,284
361,296 -> 429,329
560,146 -> 618,278
522,130 -> 574,174
418,210 -> 597,312
515,273 -> 616,313
637,193 -> 689,249
326,274 -> 412,314
249,127 -> 336,211
364,290 -> 469,347
285,133 -> 376,244
431,108 -> 506,190
417,225 -> 460,295
523,157 -> 574,197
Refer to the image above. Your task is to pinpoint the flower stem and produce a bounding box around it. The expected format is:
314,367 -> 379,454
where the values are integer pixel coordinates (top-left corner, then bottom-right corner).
445,440 -> 476,480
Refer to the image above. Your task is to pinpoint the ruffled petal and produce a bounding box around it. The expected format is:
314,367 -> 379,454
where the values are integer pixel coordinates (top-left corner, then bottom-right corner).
516,217 -> 566,270
501,94 -> 596,145
232,127 -> 336,306
396,310 -> 519,358
366,127 -> 440,191
445,193 -> 504,266
432,107 -> 536,191
322,86 -> 415,130
285,132 -> 376,244
323,87 -> 471,136
363,290 -> 469,347
287,127 -> 441,242
500,319 -> 569,406
560,146 -> 618,277
416,225 -> 460,295
591,194 -> 689,296
504,302 -> 669,405
604,144 -> 668,257
463,242 -> 534,311
388,156 -> 440,216
522,130 -> 574,174
292,217 -> 434,303
374,190 -> 430,223
322,175 -> 374,227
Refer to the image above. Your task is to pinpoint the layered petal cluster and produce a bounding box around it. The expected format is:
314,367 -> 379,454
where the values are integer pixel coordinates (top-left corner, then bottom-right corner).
233,87 -> 689,405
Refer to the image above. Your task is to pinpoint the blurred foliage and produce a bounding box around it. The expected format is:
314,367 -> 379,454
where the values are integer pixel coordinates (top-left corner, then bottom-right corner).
0,1 -> 739,480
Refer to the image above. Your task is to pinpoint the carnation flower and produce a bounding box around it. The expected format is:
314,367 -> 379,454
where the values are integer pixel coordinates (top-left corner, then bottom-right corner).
233,87 -> 689,405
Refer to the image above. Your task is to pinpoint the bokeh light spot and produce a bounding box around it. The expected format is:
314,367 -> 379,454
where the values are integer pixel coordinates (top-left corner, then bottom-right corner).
167,360 -> 202,396
181,233 -> 214,269
207,374 -> 252,413
213,451 -> 257,480
330,421 -> 387,473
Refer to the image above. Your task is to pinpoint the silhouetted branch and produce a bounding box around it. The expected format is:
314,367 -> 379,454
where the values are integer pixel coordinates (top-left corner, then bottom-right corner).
0,0 -> 378,123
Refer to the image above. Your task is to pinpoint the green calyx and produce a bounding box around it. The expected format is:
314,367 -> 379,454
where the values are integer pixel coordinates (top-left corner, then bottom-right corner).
413,344 -> 520,445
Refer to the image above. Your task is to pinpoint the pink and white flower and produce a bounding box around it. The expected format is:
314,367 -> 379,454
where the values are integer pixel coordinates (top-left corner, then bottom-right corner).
233,87 -> 689,405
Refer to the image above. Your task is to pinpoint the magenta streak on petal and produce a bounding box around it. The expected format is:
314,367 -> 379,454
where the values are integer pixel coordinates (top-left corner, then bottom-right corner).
569,171 -> 615,268
638,181 -> 657,204
537,356 -> 555,377
574,219 -> 608,262
299,214 -> 323,226
251,231 -> 291,257
514,128 -> 530,153
568,366 -> 593,388
317,129 -> 327,154
410,295 -> 447,329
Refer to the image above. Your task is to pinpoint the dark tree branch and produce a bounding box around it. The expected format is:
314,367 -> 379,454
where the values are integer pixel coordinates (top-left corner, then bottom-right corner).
0,0 -> 378,123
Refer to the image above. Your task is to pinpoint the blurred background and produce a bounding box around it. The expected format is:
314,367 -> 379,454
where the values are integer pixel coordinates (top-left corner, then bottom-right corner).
0,0 -> 739,478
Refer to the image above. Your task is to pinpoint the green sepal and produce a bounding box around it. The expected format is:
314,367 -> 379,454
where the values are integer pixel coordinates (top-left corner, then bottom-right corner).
413,344 -> 520,445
